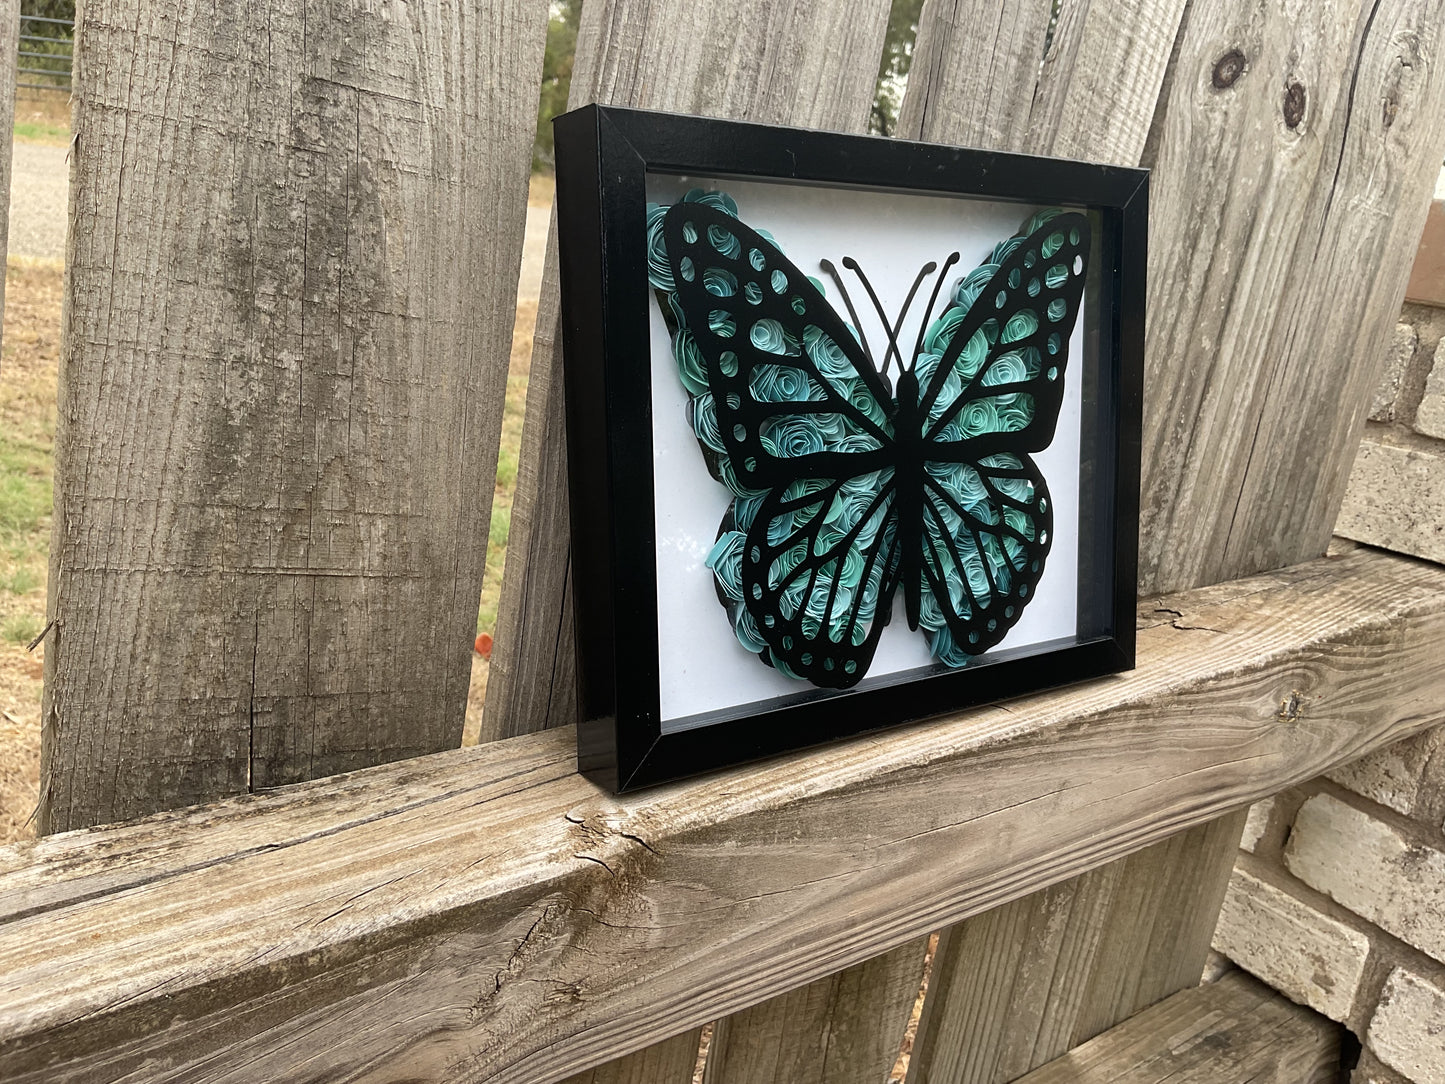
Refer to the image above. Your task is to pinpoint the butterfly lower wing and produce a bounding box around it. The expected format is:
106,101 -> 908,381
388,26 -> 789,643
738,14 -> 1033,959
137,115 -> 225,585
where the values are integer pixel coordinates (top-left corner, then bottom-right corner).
713,468 -> 901,689
914,452 -> 1052,664
661,202 -> 896,492
916,210 -> 1090,453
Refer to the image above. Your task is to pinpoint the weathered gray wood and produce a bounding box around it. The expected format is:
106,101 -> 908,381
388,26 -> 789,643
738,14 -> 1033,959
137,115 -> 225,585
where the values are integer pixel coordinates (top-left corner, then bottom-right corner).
897,2 -> 1236,1075
482,0 -> 891,742
560,1028 -> 702,1084
0,547 -> 1441,1083
37,0 -> 549,832
1139,0 -> 1445,594
898,0 -> 1188,167
900,1 -> 1445,1075
702,938 -> 929,1084
1014,971 -> 1341,1084
897,0 -> 1057,150
908,813 -> 1248,1084
0,0 -> 16,357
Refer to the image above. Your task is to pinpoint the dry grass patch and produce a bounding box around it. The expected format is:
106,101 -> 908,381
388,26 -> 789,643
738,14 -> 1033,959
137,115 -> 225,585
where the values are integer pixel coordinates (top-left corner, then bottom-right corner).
13,91 -> 70,145
0,258 -> 63,842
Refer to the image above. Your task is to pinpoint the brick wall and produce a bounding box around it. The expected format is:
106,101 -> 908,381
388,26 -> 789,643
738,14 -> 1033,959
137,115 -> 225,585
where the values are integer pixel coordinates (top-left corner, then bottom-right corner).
1214,197 -> 1445,1084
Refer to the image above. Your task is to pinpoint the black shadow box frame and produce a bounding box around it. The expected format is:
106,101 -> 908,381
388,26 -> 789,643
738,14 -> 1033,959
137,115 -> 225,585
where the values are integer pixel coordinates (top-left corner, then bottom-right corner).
552,104 -> 1147,793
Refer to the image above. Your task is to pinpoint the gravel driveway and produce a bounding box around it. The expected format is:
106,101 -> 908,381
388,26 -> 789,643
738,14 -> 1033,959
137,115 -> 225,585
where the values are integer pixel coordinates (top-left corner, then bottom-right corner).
7,141 -> 69,261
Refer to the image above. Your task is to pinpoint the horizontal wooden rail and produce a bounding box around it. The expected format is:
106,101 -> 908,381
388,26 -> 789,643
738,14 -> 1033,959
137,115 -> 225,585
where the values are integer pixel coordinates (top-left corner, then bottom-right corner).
1015,970 -> 1341,1083
0,546 -> 1442,1082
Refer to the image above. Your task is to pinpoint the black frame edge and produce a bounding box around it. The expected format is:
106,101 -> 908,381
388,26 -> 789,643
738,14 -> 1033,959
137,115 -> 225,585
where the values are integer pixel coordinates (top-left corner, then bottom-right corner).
556,104 -> 1147,792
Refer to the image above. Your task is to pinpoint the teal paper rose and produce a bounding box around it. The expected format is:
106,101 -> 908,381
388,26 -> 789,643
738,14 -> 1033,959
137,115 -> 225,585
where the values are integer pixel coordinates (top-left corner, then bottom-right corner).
762,416 -> 824,459
705,531 -> 747,602
645,202 -> 673,291
803,326 -> 854,381
672,328 -> 709,395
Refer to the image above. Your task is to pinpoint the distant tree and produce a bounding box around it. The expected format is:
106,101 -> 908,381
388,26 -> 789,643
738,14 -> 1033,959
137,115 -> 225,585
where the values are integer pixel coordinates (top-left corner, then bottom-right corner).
871,0 -> 924,136
19,0 -> 75,87
533,0 -> 582,172
20,0 -> 72,19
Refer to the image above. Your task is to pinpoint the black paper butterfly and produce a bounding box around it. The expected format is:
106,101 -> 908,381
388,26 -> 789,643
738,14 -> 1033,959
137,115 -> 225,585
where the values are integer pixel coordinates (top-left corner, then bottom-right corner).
649,191 -> 1090,690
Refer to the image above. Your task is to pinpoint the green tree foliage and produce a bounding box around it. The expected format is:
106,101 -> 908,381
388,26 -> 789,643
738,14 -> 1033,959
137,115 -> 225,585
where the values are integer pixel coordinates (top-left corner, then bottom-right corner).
533,0 -> 582,172
19,0 -> 75,87
871,0 -> 924,136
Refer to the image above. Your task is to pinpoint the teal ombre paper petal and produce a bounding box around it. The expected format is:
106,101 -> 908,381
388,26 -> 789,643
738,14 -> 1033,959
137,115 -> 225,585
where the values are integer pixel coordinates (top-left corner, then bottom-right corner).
705,531 -> 748,602
673,328 -> 710,395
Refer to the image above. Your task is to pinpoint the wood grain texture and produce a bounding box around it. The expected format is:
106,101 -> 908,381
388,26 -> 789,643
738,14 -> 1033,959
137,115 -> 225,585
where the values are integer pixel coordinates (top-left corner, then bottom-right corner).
702,938 -> 929,1084
481,0 -> 891,742
1139,0 -> 1445,594
559,1028 -> 702,1084
908,813 -> 1247,1084
897,0 -> 1057,150
0,547 -> 1441,1083
1014,971 -> 1341,1084
898,0 -> 1188,166
898,2 -> 1237,1074
36,0 -> 548,832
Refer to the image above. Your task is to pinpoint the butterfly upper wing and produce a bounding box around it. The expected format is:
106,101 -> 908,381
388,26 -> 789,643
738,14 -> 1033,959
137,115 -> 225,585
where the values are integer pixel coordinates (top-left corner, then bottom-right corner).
655,193 -> 905,688
910,211 -> 1091,662
916,211 -> 1090,455
661,202 -> 895,492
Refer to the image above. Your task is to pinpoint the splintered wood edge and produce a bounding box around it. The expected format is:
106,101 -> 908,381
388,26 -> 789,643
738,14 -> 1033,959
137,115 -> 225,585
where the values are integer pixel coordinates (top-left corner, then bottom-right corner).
0,547 -> 1440,1083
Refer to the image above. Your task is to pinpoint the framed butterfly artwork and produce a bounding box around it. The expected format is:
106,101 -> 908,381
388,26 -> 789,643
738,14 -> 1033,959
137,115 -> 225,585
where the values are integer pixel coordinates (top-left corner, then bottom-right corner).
553,105 -> 1146,793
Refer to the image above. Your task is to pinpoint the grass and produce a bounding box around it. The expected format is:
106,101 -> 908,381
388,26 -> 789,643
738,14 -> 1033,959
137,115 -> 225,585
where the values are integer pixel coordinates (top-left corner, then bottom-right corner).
0,259 -> 62,842
12,92 -> 70,147
0,614 -> 42,647
13,120 -> 68,145
475,332 -> 534,640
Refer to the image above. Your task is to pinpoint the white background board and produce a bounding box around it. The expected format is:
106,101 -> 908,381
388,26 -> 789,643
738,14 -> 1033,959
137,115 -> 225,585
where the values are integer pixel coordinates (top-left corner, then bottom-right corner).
646,174 -> 1086,729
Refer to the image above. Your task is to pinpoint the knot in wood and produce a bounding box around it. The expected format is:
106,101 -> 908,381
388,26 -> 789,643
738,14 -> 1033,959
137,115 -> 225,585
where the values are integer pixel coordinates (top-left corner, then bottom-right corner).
1283,81 -> 1307,129
1212,49 -> 1247,89
1275,690 -> 1304,722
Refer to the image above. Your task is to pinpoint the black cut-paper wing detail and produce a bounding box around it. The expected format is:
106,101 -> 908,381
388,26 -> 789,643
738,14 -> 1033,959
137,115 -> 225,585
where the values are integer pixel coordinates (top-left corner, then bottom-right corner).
908,211 -> 1089,664
661,203 -> 895,491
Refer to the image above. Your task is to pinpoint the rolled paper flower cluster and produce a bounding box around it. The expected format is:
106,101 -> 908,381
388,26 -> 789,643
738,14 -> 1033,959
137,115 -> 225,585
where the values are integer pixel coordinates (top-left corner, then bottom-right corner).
706,471 -> 896,680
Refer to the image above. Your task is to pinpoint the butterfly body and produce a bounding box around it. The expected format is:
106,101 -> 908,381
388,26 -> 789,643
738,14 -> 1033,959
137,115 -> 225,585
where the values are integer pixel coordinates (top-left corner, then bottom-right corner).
653,195 -> 1091,691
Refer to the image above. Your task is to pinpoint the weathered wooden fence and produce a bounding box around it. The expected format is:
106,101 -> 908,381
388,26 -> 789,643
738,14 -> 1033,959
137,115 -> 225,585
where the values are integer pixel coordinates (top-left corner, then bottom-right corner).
3,0 -> 1445,1080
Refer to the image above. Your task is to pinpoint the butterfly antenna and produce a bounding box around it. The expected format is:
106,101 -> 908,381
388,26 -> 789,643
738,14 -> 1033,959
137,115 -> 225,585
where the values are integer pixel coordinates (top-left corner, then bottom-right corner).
819,258 -> 876,365
881,261 -> 938,379
909,251 -> 961,372
842,257 -> 907,378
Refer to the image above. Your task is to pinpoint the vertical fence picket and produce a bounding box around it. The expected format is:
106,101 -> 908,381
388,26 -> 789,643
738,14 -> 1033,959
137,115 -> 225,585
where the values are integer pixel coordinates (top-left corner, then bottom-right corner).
558,1027 -> 705,1084
908,814 -> 1247,1084
483,0 -> 893,741
897,0 -> 1445,1079
1140,0 -> 1445,592
702,937 -> 930,1084
37,0 -> 549,832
